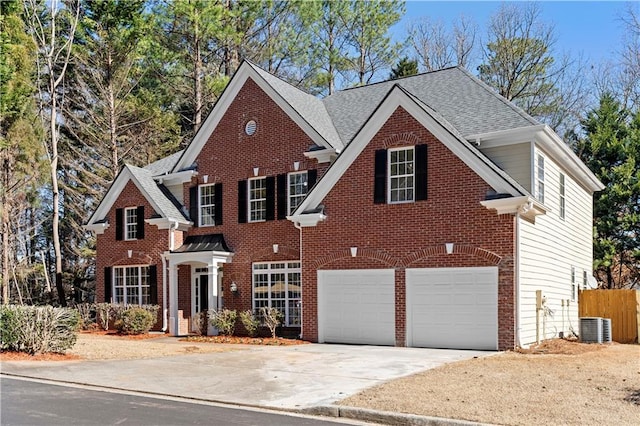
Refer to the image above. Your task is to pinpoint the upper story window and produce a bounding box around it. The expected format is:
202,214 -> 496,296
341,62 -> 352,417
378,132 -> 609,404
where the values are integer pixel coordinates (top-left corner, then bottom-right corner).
536,153 -> 545,204
288,172 -> 308,214
189,183 -> 222,228
389,147 -> 415,203
559,173 -> 566,220
125,207 -> 138,240
249,177 -> 267,222
374,145 -> 427,205
116,206 -> 144,241
199,184 -> 216,226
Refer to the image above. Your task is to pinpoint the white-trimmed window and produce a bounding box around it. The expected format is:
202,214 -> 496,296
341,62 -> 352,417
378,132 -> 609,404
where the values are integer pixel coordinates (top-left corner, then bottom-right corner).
288,172 -> 308,214
249,177 -> 267,222
199,184 -> 216,226
113,265 -> 150,305
125,207 -> 138,240
389,147 -> 415,203
559,173 -> 566,220
536,153 -> 545,204
252,262 -> 301,327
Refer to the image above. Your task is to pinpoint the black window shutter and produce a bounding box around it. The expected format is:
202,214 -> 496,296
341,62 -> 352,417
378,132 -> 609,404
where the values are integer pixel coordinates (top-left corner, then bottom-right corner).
104,267 -> 112,303
415,144 -> 428,201
238,180 -> 247,223
277,174 -> 287,220
148,265 -> 158,305
265,176 -> 276,221
214,183 -> 223,225
115,208 -> 124,240
189,186 -> 198,227
307,169 -> 317,189
136,206 -> 145,239
374,149 -> 387,204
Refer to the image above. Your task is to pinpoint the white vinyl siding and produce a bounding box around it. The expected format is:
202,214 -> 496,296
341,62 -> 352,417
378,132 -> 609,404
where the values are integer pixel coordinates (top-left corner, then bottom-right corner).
199,184 -> 216,226
480,142 -> 532,192
518,151 -> 594,345
124,207 -> 138,240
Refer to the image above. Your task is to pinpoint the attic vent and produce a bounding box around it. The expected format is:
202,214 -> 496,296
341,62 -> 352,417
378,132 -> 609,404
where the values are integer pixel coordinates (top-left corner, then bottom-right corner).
245,120 -> 257,136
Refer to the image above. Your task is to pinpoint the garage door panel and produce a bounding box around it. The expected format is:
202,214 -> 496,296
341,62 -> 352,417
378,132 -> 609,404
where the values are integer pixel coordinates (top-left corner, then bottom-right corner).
407,267 -> 498,350
318,269 -> 395,346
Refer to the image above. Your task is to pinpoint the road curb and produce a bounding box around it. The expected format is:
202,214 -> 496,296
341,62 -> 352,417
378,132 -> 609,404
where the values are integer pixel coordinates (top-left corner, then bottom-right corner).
299,405 -> 492,426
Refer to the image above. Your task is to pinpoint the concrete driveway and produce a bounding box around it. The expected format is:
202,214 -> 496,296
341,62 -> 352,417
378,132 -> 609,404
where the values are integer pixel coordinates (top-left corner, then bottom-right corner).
1,343 -> 490,410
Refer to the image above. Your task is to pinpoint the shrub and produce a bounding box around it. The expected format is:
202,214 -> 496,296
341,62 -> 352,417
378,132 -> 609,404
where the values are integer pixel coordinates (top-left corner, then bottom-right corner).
0,305 -> 81,354
114,307 -> 155,335
260,307 -> 283,338
0,306 -> 20,351
192,311 -> 208,335
73,303 -> 95,330
209,309 -> 237,335
239,310 -> 260,337
94,303 -> 112,330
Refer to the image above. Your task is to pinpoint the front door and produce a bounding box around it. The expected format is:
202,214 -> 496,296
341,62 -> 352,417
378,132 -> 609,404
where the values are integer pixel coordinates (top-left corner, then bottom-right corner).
192,266 -> 220,334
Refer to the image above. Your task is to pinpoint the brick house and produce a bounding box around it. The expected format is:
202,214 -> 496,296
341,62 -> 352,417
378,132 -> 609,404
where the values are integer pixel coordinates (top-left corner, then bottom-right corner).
85,61 -> 603,350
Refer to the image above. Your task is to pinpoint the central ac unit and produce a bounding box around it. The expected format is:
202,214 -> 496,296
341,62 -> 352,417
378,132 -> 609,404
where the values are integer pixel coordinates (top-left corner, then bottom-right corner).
580,317 -> 603,343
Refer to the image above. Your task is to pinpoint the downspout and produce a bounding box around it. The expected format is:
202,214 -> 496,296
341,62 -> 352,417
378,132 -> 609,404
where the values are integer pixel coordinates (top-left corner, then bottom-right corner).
294,221 -> 303,340
162,221 -> 179,332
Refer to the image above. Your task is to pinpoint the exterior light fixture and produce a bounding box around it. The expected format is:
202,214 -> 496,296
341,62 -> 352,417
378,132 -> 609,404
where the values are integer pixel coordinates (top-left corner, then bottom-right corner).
230,281 -> 238,293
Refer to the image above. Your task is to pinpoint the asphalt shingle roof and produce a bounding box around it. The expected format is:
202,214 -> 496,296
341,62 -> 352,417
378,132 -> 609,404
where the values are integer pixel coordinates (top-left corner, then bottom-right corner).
247,63 -> 344,151
144,150 -> 185,176
323,66 -> 537,144
127,165 -> 188,221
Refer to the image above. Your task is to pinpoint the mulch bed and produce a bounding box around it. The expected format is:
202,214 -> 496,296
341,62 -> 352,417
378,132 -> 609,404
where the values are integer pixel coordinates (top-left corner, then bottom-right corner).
182,335 -> 309,346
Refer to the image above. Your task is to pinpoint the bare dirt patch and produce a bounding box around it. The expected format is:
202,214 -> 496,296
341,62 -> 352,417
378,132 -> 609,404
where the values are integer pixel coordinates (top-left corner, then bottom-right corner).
340,340 -> 640,426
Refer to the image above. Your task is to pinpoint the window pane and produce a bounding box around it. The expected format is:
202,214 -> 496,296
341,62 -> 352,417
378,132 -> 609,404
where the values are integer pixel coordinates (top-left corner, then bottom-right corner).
252,261 -> 301,327
389,147 -> 415,203
249,178 -> 266,222
125,208 -> 137,240
199,185 -> 216,226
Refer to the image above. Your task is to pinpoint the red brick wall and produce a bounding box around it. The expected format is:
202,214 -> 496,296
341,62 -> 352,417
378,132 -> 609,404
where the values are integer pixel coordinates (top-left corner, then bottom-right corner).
301,107 -> 516,350
178,78 -> 319,317
95,180 -> 170,329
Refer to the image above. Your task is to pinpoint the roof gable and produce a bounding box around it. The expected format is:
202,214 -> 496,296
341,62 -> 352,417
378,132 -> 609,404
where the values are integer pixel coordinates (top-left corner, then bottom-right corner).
172,61 -> 341,173
292,85 -> 528,219
86,165 -> 188,228
323,67 -> 537,144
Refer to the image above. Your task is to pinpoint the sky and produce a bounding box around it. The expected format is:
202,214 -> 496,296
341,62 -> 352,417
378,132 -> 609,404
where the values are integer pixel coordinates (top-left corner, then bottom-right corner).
392,1 -> 636,70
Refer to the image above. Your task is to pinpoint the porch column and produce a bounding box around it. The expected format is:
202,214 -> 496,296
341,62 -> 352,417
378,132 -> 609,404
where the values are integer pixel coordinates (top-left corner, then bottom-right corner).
168,263 -> 179,336
207,263 -> 219,335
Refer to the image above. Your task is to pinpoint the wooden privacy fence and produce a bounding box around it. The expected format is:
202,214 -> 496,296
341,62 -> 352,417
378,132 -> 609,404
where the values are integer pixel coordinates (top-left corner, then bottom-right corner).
579,289 -> 640,343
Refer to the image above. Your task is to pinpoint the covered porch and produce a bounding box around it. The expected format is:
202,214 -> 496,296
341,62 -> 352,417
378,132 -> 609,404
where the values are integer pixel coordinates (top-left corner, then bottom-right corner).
163,234 -> 233,336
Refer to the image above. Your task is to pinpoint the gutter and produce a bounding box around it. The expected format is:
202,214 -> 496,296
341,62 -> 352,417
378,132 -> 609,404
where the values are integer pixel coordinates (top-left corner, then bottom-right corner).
294,221 -> 303,340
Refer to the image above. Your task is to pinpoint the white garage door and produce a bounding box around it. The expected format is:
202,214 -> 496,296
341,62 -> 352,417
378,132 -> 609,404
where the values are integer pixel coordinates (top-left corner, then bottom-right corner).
318,269 -> 395,345
406,267 -> 498,350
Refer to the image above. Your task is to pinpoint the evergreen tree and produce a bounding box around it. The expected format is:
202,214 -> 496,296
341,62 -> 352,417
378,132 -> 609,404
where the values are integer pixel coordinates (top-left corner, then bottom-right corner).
389,56 -> 418,79
576,94 -> 640,289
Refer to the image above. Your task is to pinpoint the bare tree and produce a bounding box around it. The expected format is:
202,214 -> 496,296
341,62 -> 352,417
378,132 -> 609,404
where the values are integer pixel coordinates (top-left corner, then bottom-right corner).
408,14 -> 477,72
619,4 -> 640,110
23,0 -> 81,306
478,2 -> 588,136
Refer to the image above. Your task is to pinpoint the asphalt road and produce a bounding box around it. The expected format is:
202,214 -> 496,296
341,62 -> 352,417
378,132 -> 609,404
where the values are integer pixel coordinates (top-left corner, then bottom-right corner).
0,377 -> 365,426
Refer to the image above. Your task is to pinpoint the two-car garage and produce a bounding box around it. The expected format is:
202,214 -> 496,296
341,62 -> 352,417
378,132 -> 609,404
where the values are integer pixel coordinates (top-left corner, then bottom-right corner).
317,267 -> 498,350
